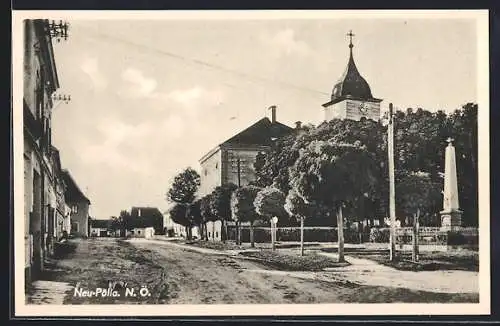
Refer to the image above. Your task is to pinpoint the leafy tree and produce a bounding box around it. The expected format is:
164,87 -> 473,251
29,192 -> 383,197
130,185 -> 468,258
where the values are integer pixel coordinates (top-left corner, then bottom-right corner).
284,189 -> 313,256
186,199 -> 202,240
231,185 -> 262,247
396,171 -> 442,261
254,186 -> 287,221
109,216 -> 121,236
166,167 -> 201,240
254,186 -> 287,250
200,194 -> 215,240
119,210 -> 133,235
169,203 -> 189,236
289,140 -> 379,262
209,183 -> 238,242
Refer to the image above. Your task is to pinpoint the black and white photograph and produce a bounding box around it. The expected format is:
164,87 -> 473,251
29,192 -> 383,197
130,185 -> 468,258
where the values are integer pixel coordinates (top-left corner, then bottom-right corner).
12,10 -> 490,316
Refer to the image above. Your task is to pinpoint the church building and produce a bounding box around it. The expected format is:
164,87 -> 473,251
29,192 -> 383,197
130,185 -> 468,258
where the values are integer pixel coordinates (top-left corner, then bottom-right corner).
322,31 -> 382,122
198,106 -> 294,197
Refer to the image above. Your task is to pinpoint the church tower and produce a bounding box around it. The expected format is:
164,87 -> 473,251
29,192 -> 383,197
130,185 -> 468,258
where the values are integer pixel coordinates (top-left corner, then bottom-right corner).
322,31 -> 382,122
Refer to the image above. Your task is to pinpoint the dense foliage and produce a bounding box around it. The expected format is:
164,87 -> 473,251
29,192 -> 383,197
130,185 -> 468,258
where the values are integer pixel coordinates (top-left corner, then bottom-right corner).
255,103 -> 478,226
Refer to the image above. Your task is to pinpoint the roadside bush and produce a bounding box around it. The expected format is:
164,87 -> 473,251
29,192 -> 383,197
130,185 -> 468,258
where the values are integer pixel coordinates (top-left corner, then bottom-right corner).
369,228 -> 390,243
447,231 -> 468,245
228,227 -> 360,243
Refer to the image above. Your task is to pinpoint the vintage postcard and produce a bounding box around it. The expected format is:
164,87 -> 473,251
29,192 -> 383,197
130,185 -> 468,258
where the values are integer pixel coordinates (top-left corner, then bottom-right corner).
12,10 -> 490,317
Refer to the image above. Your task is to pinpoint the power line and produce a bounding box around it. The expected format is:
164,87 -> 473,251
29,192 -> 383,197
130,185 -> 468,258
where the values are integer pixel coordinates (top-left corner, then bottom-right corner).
76,26 -> 330,97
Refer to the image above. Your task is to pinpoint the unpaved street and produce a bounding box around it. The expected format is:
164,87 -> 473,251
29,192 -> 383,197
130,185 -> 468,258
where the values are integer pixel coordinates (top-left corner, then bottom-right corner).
32,238 -> 478,304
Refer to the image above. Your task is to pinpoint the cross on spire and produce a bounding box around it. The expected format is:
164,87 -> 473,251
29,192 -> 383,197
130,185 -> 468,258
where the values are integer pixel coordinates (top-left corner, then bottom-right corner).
347,30 -> 355,48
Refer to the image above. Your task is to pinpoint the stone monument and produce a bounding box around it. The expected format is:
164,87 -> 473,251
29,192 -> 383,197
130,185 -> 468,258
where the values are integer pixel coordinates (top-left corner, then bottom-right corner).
440,138 -> 462,230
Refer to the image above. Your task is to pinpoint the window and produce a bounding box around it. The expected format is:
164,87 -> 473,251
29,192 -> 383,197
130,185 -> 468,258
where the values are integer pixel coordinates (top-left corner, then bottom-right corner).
208,232 -> 211,237
138,230 -> 141,234
216,232 -> 219,238
215,162 -> 218,169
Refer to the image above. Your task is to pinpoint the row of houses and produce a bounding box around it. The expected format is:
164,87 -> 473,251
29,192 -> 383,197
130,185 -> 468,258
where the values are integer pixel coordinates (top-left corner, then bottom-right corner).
89,207 -> 163,239
23,19 -> 91,284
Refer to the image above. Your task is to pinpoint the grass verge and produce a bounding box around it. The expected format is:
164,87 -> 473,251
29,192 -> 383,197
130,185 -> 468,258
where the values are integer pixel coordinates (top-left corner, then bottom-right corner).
238,250 -> 349,271
321,247 -> 478,272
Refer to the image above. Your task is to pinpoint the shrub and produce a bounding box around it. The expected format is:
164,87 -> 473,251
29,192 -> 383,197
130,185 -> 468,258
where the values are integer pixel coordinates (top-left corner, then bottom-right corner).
369,228 -> 390,243
447,231 -> 467,245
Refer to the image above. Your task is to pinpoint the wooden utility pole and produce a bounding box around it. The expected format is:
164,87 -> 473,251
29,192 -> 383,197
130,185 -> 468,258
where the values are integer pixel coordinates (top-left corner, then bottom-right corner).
236,157 -> 241,245
337,204 -> 345,263
388,103 -> 397,261
412,208 -> 420,262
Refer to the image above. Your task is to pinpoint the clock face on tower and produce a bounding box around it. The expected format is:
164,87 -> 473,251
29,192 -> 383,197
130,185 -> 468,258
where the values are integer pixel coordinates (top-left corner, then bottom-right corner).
358,102 -> 369,114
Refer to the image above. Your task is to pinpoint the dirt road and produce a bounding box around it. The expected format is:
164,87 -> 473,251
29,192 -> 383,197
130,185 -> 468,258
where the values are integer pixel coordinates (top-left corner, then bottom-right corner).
33,238 -> 478,304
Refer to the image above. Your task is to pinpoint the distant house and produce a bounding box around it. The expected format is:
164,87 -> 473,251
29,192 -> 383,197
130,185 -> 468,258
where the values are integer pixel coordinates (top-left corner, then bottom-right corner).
163,210 -> 200,238
126,227 -> 155,239
61,170 -> 91,237
90,218 -> 111,237
130,207 -> 164,235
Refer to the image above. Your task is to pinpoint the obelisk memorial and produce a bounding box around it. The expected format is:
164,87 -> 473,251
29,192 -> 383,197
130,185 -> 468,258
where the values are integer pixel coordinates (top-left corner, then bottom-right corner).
440,138 -> 462,230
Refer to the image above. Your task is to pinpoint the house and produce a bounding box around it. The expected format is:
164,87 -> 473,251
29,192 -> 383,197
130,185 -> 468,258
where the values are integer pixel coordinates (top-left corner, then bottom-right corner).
50,146 -> 71,242
198,107 -> 294,241
130,207 -> 164,235
61,170 -> 91,237
163,210 -> 200,238
126,227 -> 155,239
23,19 -> 62,283
198,106 -> 294,196
89,218 -> 111,237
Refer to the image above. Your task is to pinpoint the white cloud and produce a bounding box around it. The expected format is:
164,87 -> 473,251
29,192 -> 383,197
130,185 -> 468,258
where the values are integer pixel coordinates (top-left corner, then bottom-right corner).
260,29 -> 313,58
80,57 -> 108,90
161,86 -> 224,117
121,68 -> 158,97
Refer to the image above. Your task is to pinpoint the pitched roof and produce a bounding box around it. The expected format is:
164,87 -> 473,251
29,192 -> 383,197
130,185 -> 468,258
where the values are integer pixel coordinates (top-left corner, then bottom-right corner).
61,170 -> 91,204
223,117 -> 293,146
130,207 -> 163,218
90,219 -> 110,228
129,207 -> 163,229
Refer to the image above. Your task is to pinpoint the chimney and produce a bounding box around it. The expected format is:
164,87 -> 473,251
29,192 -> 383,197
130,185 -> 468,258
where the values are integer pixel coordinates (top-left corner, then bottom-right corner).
269,105 -> 277,123
295,121 -> 302,130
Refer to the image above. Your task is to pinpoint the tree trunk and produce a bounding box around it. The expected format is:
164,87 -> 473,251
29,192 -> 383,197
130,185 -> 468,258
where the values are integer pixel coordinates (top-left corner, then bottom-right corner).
412,208 -> 420,262
250,221 -> 255,248
271,222 -> 275,251
300,216 -> 304,257
237,221 -> 241,246
204,223 -> 208,241
198,223 -> 203,240
221,220 -> 226,243
184,226 -> 188,240
337,204 -> 345,263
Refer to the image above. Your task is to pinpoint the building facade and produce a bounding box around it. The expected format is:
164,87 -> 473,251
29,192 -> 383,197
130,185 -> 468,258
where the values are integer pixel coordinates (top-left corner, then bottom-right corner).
90,219 -> 111,237
198,107 -> 294,241
61,170 -> 91,238
23,19 -> 61,283
322,32 -> 383,122
199,107 -> 294,196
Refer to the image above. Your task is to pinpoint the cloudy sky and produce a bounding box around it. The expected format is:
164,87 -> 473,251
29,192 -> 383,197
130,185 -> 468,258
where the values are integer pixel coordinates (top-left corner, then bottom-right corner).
49,15 -> 478,219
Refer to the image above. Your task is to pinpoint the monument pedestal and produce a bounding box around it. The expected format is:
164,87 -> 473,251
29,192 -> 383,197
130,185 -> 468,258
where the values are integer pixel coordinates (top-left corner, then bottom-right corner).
440,209 -> 462,231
